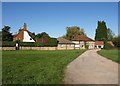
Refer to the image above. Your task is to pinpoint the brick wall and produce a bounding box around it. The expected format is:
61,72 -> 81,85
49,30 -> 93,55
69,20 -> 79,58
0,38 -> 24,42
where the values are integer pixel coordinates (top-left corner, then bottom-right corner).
1,46 -> 74,50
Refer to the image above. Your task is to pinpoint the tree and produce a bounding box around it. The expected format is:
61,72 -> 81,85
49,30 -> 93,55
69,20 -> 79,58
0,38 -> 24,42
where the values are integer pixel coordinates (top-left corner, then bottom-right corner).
36,32 -> 50,39
65,26 -> 86,40
95,21 -> 108,41
107,28 -> 115,41
2,26 -> 13,41
112,35 -> 120,48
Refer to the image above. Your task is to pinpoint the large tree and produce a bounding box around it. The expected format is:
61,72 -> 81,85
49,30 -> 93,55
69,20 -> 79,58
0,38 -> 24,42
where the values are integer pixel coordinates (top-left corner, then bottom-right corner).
36,32 -> 50,39
65,26 -> 86,40
112,35 -> 120,48
2,26 -> 13,41
95,21 -> 108,41
107,28 -> 115,41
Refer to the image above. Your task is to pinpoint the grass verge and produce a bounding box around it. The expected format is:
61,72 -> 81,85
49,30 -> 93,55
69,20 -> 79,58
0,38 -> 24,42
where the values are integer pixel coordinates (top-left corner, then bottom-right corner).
97,49 -> 119,63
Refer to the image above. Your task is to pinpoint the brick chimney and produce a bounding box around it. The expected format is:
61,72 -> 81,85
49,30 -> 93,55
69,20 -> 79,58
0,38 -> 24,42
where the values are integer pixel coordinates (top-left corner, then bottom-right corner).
23,23 -> 27,30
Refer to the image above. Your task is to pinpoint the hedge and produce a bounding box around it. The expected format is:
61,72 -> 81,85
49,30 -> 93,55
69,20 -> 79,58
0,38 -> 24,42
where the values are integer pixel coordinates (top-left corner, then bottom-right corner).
47,38 -> 58,47
2,39 -> 58,47
2,41 -> 16,47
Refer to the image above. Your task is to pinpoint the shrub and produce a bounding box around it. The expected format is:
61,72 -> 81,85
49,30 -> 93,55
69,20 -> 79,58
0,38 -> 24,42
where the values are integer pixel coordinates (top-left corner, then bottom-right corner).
2,41 -> 16,47
20,42 -> 35,47
47,38 -> 58,47
104,41 -> 114,50
2,38 -> 58,47
34,42 -> 44,47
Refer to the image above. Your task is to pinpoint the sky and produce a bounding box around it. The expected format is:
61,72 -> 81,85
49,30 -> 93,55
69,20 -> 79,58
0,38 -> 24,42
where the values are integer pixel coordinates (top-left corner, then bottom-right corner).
2,2 -> 118,39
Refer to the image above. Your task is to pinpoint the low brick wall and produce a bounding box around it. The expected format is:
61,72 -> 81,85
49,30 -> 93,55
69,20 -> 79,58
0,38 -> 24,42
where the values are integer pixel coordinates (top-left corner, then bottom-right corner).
20,47 -> 57,50
1,47 -> 15,50
1,46 -> 74,50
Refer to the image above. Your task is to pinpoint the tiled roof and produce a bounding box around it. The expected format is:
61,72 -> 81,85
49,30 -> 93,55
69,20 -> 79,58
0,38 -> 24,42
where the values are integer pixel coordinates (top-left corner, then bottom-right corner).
57,37 -> 74,44
72,35 -> 94,41
95,41 -> 104,45
108,41 -> 114,46
13,23 -> 33,42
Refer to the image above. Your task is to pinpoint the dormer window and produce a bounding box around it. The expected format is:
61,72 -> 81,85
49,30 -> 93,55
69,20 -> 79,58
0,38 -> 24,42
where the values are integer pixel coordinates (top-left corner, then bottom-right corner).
30,38 -> 32,40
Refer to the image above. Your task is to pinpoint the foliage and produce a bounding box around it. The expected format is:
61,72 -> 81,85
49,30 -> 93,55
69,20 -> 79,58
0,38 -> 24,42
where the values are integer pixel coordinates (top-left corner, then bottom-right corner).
65,26 -> 86,40
95,21 -> 108,41
20,41 -> 57,47
1,31 -> 57,47
112,35 -> 120,48
2,26 -> 13,41
36,32 -> 50,39
85,45 -> 89,49
34,42 -> 44,47
84,42 -> 89,49
47,38 -> 58,47
2,41 -> 16,47
94,21 -> 118,48
20,42 -> 35,47
97,50 -> 119,63
33,32 -> 58,46
2,40 -> 57,47
107,28 -> 115,41
104,41 -> 114,50
2,50 -> 86,84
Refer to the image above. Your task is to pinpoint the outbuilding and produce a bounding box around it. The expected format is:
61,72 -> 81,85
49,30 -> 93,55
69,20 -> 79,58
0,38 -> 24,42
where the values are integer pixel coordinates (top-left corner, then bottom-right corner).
57,37 -> 75,50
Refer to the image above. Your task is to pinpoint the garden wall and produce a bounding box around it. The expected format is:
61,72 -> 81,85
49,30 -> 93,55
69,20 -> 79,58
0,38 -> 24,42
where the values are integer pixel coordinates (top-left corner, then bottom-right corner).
0,46 -> 75,50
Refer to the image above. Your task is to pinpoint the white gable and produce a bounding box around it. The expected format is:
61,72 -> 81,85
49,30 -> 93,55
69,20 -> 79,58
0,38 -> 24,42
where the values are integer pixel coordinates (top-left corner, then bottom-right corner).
23,31 -> 35,42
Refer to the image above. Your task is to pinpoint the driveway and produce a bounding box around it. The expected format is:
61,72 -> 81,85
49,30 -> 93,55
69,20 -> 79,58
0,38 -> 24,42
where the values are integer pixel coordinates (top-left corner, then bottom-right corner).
64,49 -> 118,84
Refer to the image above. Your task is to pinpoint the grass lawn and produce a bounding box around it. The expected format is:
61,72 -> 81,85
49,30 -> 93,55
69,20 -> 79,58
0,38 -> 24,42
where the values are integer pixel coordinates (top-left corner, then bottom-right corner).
2,50 -> 86,84
97,49 -> 119,63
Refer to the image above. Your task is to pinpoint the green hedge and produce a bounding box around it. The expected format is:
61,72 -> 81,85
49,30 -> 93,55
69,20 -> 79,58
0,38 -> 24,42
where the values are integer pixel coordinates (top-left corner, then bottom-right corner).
2,39 -> 58,47
2,41 -> 16,47
20,42 -> 44,47
20,42 -> 34,47
47,38 -> 58,47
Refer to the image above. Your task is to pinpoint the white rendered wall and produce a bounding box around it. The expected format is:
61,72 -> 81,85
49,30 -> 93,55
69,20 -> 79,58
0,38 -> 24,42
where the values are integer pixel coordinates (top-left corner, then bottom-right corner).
72,41 -> 80,48
72,41 -> 79,44
23,31 -> 35,42
101,45 -> 104,48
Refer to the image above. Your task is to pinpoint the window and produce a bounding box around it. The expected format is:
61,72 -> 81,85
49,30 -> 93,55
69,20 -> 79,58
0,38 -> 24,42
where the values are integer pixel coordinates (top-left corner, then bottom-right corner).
98,46 -> 101,48
30,38 -> 32,40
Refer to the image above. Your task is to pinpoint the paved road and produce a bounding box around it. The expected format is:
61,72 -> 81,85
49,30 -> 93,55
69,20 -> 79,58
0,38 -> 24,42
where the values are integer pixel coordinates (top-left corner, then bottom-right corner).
64,49 -> 118,84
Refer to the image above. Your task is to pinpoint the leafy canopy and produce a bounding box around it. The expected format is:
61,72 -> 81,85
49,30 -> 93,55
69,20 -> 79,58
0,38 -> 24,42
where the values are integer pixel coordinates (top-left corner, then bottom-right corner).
2,26 -> 13,41
65,26 -> 86,40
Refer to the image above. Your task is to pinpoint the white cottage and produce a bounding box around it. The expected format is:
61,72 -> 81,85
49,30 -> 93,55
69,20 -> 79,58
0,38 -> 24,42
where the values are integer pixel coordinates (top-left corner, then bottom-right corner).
13,23 -> 35,42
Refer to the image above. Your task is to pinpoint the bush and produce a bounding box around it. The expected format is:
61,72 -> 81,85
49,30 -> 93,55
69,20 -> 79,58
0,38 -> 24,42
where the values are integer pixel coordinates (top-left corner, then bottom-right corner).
19,39 -> 58,47
2,38 -> 58,47
20,42 -> 35,47
47,38 -> 58,47
2,41 -> 16,47
104,41 -> 114,50
34,42 -> 44,47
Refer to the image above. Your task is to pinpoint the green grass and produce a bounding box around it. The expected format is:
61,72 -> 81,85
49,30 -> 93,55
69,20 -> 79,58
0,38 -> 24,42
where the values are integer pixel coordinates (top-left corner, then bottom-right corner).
97,49 -> 119,63
2,50 -> 86,84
